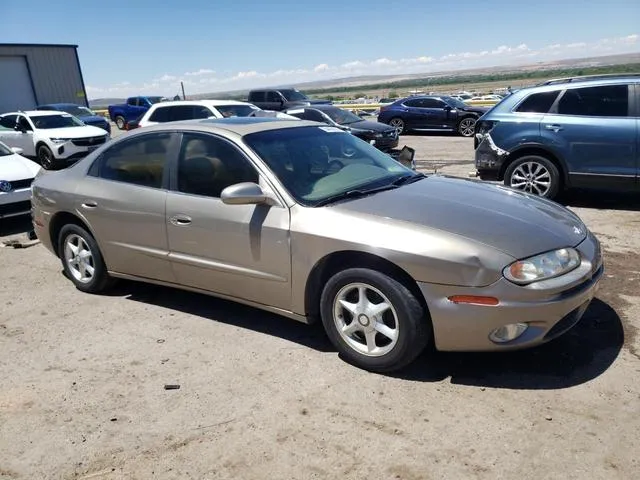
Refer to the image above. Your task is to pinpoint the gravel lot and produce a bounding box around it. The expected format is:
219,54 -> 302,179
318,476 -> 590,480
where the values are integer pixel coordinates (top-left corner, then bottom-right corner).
1,129 -> 639,479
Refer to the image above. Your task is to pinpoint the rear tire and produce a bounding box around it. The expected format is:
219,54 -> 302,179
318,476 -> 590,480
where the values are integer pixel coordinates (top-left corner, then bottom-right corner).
58,224 -> 114,293
504,155 -> 561,199
320,268 -> 430,373
115,115 -> 126,130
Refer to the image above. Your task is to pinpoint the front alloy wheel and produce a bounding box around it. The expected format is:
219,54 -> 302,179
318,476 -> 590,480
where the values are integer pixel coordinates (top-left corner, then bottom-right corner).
458,117 -> 476,137
504,155 -> 561,199
320,268 -> 430,372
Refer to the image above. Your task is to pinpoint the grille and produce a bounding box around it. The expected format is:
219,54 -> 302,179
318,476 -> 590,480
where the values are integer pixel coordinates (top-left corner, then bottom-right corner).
0,200 -> 31,218
71,136 -> 107,147
1,178 -> 33,190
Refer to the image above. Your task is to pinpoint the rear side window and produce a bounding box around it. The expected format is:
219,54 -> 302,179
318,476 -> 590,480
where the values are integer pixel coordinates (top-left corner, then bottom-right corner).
169,106 -> 196,121
94,133 -> 173,189
557,85 -> 629,117
149,106 -> 171,122
248,91 -> 265,102
0,115 -> 18,129
127,98 -> 137,106
266,91 -> 281,102
515,91 -> 560,113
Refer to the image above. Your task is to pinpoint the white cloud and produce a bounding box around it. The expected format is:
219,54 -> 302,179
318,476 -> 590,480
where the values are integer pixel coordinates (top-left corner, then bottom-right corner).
86,33 -> 639,98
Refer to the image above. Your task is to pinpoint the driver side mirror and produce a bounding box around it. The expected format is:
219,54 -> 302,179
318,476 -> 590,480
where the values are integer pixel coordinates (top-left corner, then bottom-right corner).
221,182 -> 274,206
14,124 -> 26,133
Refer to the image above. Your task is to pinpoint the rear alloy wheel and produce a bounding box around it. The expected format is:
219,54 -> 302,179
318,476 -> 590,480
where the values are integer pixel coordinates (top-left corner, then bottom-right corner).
458,117 -> 477,137
115,115 -> 126,130
320,268 -> 430,372
58,224 -> 114,293
504,155 -> 561,199
37,145 -> 56,170
388,118 -> 405,135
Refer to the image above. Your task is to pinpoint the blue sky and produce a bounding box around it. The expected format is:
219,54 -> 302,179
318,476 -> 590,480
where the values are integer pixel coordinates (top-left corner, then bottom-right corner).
2,0 -> 639,98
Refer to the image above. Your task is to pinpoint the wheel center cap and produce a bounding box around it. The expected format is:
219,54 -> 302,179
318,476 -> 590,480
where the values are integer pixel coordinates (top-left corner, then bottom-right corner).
357,314 -> 370,326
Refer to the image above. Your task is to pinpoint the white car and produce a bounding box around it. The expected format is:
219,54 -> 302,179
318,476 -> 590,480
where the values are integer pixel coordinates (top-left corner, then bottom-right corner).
0,141 -> 41,220
137,100 -> 261,128
0,111 -> 109,170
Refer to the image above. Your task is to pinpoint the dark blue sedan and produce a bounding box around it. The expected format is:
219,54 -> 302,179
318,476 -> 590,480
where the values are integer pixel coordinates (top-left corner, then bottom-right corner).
36,103 -> 111,135
377,96 -> 489,137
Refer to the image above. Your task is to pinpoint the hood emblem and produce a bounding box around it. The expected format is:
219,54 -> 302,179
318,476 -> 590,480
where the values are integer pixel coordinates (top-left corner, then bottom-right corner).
0,180 -> 12,193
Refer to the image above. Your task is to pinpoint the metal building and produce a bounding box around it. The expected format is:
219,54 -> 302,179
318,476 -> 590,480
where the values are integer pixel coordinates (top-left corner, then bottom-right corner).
0,43 -> 88,113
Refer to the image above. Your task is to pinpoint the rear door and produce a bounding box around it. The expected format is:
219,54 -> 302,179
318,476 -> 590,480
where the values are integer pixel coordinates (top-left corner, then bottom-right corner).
419,98 -> 451,129
541,83 -> 636,191
79,131 -> 180,281
0,115 -> 21,150
401,98 -> 430,129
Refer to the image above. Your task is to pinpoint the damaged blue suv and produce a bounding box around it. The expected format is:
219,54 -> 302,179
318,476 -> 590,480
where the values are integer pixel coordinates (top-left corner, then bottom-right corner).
474,74 -> 639,199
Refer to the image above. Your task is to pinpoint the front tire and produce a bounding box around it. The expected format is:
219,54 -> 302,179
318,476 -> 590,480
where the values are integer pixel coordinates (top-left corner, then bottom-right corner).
504,155 -> 561,199
58,224 -> 114,293
37,145 -> 57,170
114,115 -> 126,130
320,268 -> 430,372
458,117 -> 477,137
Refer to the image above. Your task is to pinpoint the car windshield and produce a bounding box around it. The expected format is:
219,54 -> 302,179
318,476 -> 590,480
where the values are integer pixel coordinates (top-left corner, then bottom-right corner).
215,104 -> 259,118
31,114 -> 85,129
148,96 -> 168,104
320,107 -> 363,125
244,126 -> 416,207
62,106 -> 94,117
444,97 -> 468,109
280,89 -> 309,101
0,141 -> 12,156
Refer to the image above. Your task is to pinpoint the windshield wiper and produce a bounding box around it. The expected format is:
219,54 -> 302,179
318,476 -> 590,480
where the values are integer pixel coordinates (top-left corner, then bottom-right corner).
391,172 -> 426,186
314,184 -> 399,207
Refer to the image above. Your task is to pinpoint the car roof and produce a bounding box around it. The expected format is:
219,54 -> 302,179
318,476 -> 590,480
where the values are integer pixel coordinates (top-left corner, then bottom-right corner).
516,75 -> 639,95
137,117 -> 319,136
1,110 -> 69,117
38,103 -> 79,108
151,100 -> 255,107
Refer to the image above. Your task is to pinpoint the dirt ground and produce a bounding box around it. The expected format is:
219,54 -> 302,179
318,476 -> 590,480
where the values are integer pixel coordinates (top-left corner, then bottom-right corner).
1,132 -> 639,480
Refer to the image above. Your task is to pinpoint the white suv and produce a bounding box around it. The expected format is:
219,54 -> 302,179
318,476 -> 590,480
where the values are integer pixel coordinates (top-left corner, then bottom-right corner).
0,111 -> 110,170
137,100 -> 260,128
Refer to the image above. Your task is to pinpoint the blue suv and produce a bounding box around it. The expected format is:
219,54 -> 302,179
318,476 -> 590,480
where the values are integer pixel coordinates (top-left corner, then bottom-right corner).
474,74 -> 639,199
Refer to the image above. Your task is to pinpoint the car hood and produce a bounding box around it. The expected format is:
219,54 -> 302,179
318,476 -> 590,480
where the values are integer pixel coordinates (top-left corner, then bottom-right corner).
347,120 -> 395,133
40,125 -> 108,138
79,115 -> 108,124
332,175 -> 587,259
0,153 -> 41,180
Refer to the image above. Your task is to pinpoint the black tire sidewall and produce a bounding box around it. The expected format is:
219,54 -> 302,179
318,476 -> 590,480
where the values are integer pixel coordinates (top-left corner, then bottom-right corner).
58,224 -> 111,293
320,268 -> 429,372
504,155 -> 561,199
115,116 -> 125,130
38,145 -> 55,170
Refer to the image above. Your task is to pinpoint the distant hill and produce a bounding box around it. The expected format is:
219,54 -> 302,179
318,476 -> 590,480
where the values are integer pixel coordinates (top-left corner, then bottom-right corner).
88,98 -> 125,109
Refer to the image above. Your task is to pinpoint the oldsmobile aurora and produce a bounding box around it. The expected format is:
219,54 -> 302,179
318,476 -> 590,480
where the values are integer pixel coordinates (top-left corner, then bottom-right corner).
31,118 -> 603,372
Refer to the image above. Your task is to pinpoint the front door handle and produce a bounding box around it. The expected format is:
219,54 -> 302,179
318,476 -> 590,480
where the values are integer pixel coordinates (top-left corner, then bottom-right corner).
170,214 -> 192,226
81,201 -> 97,209
544,124 -> 563,132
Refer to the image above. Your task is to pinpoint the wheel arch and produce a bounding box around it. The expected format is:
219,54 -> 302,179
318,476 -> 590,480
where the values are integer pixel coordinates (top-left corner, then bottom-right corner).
49,211 -> 96,258
304,250 -> 430,323
500,145 -> 569,186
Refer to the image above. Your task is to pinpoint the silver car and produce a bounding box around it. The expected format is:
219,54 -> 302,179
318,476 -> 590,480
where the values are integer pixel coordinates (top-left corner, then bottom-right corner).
31,118 -> 603,372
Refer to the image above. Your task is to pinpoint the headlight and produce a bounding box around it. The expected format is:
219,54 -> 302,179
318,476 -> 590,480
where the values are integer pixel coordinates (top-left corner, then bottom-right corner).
503,248 -> 581,284
50,138 -> 70,144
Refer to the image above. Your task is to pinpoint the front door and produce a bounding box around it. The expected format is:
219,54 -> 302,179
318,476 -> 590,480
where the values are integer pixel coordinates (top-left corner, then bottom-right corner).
541,83 -> 637,191
166,132 -> 292,310
77,131 -> 180,281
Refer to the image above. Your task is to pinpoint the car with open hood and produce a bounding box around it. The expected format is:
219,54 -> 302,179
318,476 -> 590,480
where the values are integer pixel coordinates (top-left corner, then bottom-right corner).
30,117 -> 603,372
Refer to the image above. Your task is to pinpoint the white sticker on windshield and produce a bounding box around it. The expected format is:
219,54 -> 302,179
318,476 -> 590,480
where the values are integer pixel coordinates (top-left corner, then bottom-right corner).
61,114 -> 72,117
287,108 -> 304,114
319,126 -> 343,133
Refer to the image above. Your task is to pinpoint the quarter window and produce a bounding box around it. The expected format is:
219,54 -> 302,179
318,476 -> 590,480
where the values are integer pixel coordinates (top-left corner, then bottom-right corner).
95,133 -> 172,188
515,91 -> 560,113
557,85 -> 628,117
266,91 -> 281,102
177,133 -> 258,198
0,115 -> 18,129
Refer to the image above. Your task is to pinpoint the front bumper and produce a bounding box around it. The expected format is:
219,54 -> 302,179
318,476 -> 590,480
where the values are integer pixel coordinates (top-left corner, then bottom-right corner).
474,133 -> 509,180
419,232 -> 603,352
51,139 -> 107,161
0,188 -> 31,219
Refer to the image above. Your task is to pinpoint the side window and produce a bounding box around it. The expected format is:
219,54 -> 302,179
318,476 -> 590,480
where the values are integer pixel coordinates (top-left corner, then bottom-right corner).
193,106 -> 213,119
266,91 -> 281,102
148,106 -> 171,122
17,115 -> 33,131
177,133 -> 259,198
516,91 -> 560,113
420,98 -> 446,108
403,99 -> 422,108
126,98 -> 137,106
169,106 -> 195,121
96,133 -> 172,188
303,109 -> 327,122
248,91 -> 264,102
0,115 -> 18,129
558,85 -> 629,117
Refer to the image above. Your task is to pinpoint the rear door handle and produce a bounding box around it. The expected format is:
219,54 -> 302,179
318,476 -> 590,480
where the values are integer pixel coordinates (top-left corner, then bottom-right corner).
81,201 -> 97,209
544,124 -> 563,132
170,214 -> 192,226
